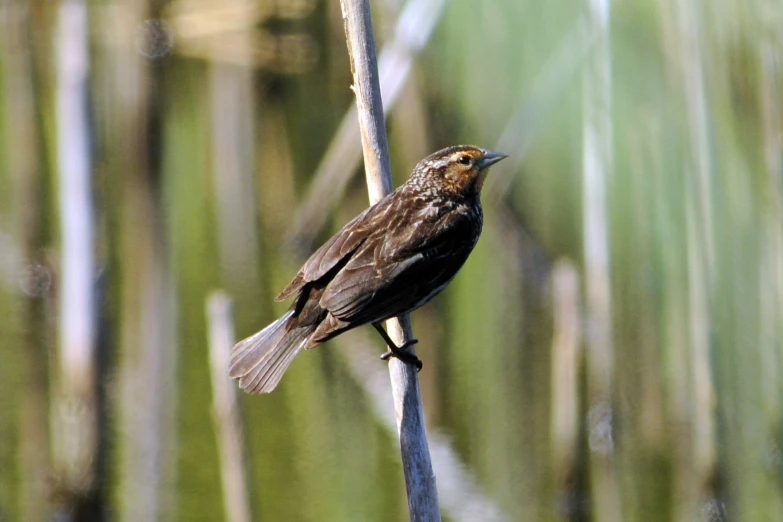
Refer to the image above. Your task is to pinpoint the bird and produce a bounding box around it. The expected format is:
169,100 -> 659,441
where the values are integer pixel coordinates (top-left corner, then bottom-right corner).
229,145 -> 507,393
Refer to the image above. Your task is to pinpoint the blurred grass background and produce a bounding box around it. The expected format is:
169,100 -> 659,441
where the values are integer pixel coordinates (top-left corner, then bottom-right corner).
1,0 -> 782,520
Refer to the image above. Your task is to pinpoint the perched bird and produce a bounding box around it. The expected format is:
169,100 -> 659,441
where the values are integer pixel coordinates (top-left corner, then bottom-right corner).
229,145 -> 507,393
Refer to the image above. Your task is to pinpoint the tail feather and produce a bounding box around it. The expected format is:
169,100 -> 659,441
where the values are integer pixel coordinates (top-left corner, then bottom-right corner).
229,311 -> 312,394
240,328 -> 307,393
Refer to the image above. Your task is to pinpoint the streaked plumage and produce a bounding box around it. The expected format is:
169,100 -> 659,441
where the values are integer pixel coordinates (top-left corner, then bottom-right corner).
229,145 -> 507,393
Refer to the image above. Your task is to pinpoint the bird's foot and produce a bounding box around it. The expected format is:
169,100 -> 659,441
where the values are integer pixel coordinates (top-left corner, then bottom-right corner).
380,339 -> 422,371
372,323 -> 423,371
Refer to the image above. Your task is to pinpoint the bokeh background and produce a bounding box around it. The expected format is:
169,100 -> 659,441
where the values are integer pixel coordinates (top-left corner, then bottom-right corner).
1,0 -> 782,520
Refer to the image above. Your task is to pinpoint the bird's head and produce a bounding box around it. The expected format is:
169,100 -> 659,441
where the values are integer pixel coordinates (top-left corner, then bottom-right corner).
412,145 -> 508,197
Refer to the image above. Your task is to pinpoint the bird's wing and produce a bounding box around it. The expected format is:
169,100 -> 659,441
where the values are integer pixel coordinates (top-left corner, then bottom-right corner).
276,196 -> 394,301
316,209 -> 476,327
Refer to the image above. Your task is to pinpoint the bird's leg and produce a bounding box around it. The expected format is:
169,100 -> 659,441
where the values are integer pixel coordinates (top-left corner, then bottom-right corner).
372,323 -> 423,371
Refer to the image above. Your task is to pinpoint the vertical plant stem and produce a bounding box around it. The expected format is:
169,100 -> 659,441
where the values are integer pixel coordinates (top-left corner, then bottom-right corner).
758,42 -> 783,417
209,60 -> 261,301
582,0 -> 621,518
549,260 -> 582,505
53,0 -> 99,507
339,0 -> 441,519
340,0 -> 392,196
1,2 -> 52,519
675,0 -> 716,487
106,3 -> 177,519
206,293 -> 252,522
663,0 -> 717,516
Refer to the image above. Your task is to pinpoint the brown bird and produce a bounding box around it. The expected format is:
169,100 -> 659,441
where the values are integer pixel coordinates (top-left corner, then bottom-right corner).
229,145 -> 507,393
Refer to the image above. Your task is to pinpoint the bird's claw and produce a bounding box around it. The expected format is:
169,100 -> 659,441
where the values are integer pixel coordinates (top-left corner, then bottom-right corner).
380,339 -> 422,371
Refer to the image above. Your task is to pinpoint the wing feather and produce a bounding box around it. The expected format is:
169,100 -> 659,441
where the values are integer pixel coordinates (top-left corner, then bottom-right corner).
318,209 -> 478,327
276,198 -> 392,301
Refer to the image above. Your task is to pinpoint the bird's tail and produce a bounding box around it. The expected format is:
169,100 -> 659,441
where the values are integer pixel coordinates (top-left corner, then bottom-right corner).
228,311 -> 313,394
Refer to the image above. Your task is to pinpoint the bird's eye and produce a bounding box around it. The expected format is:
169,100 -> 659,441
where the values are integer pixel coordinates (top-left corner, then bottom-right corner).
457,155 -> 471,165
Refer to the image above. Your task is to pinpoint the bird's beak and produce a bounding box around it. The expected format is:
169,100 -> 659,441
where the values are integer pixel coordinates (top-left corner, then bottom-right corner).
476,150 -> 508,169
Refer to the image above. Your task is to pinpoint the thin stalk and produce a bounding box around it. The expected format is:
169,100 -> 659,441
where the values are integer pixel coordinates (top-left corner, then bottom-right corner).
659,0 -> 717,516
206,293 -> 253,522
1,2 -> 52,519
675,0 -> 716,490
209,59 -> 262,309
582,0 -> 621,518
339,0 -> 441,519
549,260 -> 582,504
106,2 -> 177,518
53,0 -> 98,506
